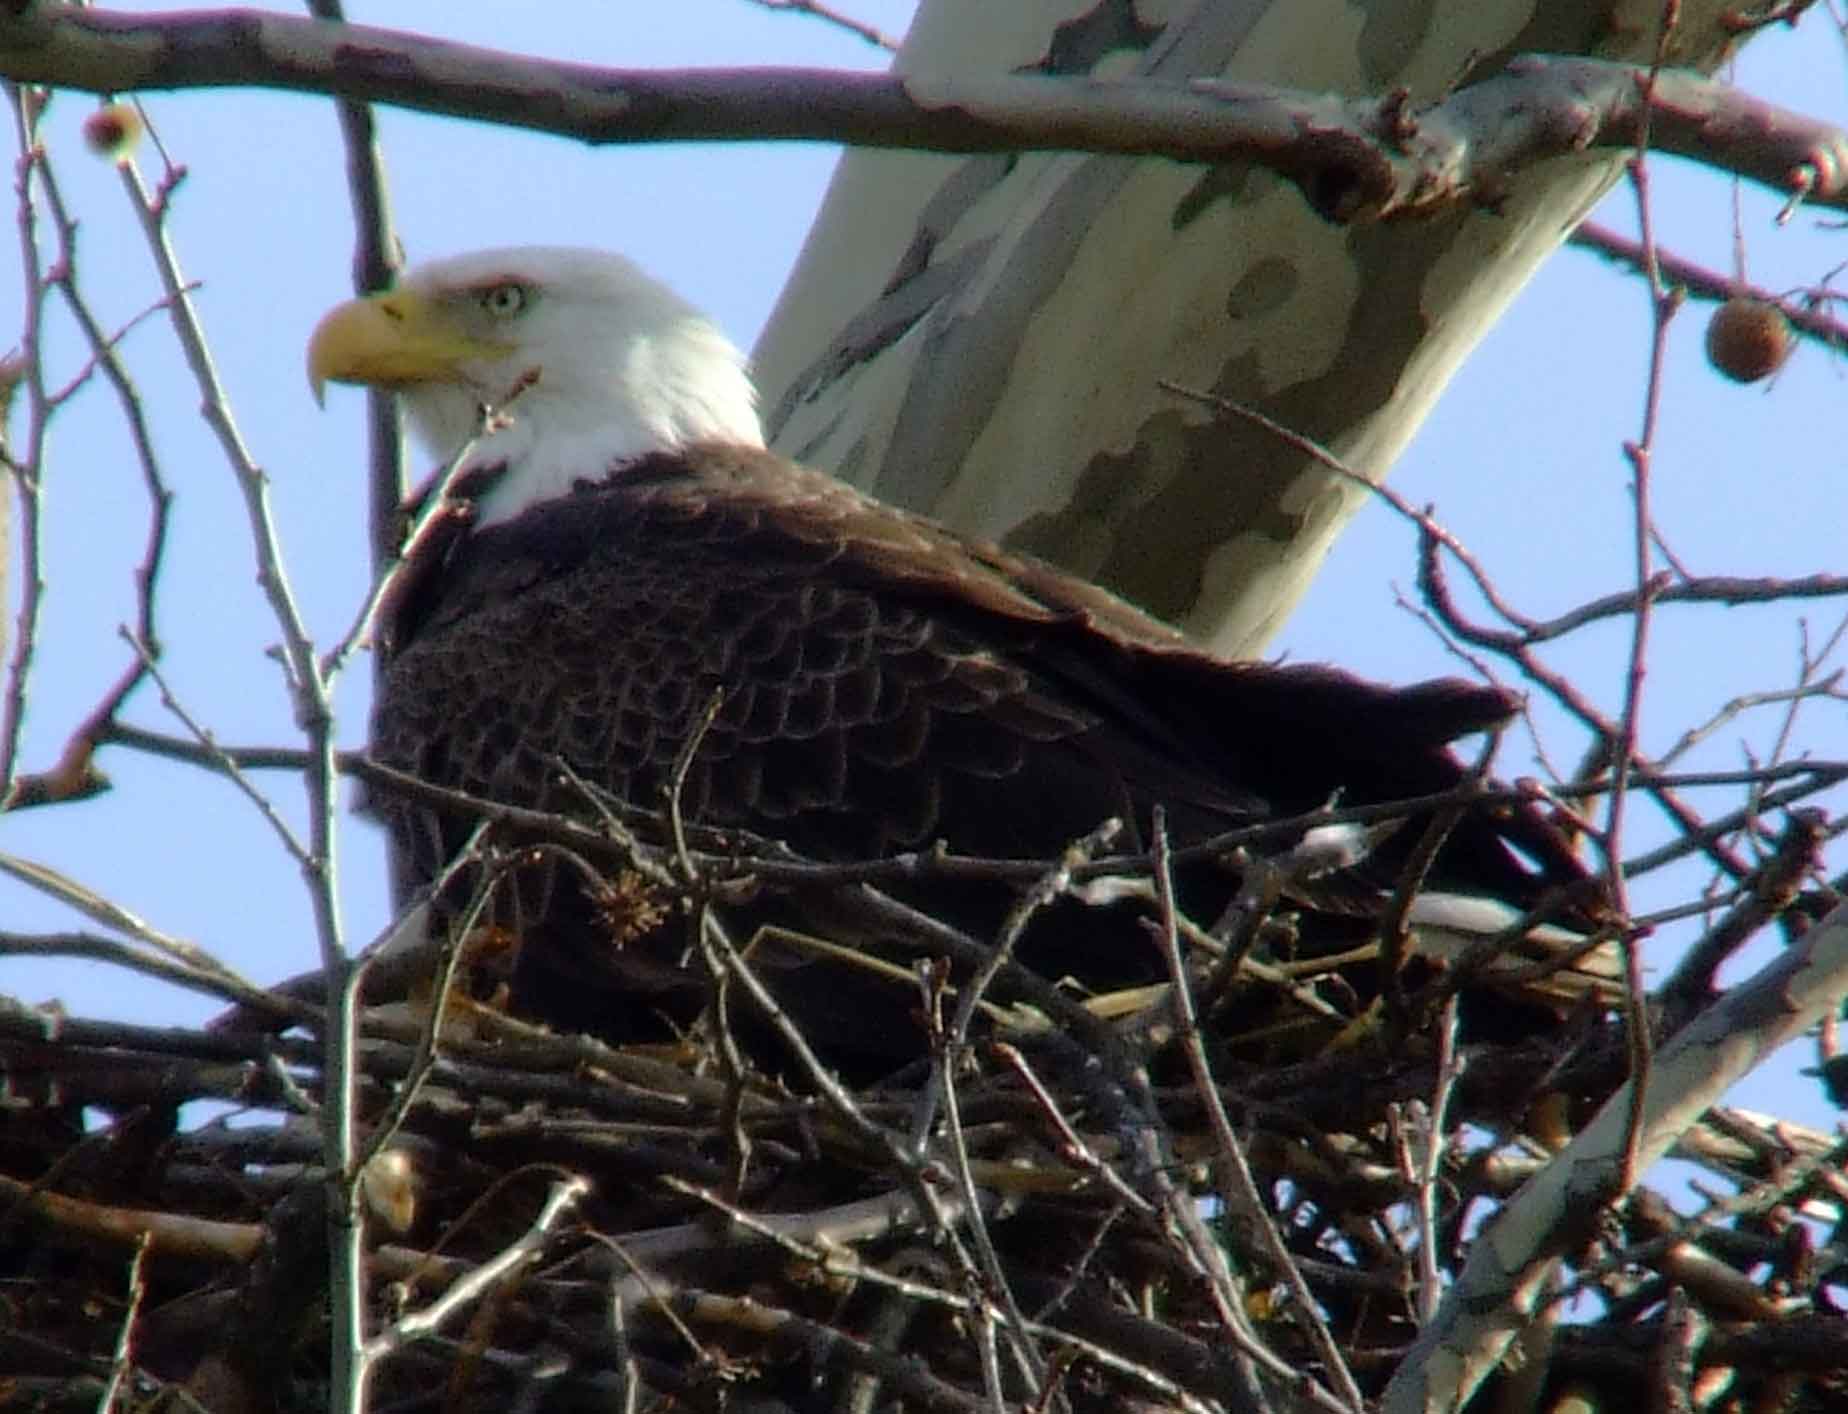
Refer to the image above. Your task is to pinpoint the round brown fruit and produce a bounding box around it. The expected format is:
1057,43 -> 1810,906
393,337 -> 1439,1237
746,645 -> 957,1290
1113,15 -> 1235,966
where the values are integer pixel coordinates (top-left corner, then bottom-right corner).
81,103 -> 143,162
1705,297 -> 1793,384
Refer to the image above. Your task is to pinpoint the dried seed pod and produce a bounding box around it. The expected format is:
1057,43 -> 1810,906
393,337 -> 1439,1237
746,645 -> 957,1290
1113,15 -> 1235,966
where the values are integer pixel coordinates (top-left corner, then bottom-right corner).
1705,296 -> 1793,384
81,102 -> 143,162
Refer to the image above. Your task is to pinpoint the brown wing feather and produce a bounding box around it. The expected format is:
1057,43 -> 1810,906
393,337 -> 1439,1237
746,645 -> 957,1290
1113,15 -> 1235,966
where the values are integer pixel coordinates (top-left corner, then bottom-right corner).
374,448 -> 1146,875
374,442 -> 1582,900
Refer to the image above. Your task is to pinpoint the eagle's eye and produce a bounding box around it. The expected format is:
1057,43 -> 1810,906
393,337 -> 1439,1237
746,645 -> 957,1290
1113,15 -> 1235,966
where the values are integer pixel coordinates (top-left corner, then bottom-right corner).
479,282 -> 529,318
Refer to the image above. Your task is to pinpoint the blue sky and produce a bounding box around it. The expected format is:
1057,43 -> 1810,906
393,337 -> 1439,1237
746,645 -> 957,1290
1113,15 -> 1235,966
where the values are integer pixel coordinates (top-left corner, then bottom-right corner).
3,3 -> 1843,1124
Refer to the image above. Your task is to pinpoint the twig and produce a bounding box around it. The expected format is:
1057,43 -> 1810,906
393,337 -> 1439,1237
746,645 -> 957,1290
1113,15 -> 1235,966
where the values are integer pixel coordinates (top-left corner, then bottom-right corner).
317,405 -> 495,683
1,86 -> 55,801
114,129 -> 365,1411
1750,612 -> 1848,825
1658,810 -> 1826,1012
1156,379 -> 1543,641
911,818 -> 1120,1146
1652,1285 -> 1708,1414
120,627 -> 310,867
666,688 -> 727,877
96,1230 -> 151,1414
87,721 -> 1848,887
1377,786 -> 1472,1039
365,1175 -> 588,1354
652,1181 -> 1221,1414
0,848 -> 271,1001
1416,999 -> 1463,1323
302,0 -> 403,576
933,982 -> 1053,1408
667,1288 -> 996,1414
1147,810 -> 1366,1414
1655,678 -> 1844,768
1413,524 -> 1758,890
989,1042 -> 1154,1217
1571,220 -> 1848,354
744,0 -> 902,51
1510,572 -> 1848,645
352,825 -> 499,1172
113,146 -> 344,959
0,929 -> 307,1021
1607,7 -> 1685,1191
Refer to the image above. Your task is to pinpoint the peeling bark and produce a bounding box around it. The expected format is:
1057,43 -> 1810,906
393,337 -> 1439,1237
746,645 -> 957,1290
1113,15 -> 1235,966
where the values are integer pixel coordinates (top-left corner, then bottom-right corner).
756,0 -> 1770,654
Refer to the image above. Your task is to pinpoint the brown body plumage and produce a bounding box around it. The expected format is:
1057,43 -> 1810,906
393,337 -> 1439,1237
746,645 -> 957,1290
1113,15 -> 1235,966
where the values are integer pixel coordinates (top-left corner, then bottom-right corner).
369,443 -> 1596,1057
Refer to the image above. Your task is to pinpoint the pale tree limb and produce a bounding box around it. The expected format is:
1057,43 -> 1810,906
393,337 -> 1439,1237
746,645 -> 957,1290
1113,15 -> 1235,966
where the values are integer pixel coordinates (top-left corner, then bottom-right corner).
0,11 -> 1842,219
757,0 -> 1822,652
1380,897 -> 1848,1414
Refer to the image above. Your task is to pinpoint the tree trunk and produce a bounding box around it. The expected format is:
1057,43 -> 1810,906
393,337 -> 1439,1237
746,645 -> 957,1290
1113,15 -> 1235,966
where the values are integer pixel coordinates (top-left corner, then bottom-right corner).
754,0 -> 1750,655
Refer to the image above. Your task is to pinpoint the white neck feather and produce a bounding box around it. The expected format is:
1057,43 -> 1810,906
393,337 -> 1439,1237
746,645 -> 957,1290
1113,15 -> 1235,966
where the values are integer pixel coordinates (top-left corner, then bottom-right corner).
399,249 -> 764,528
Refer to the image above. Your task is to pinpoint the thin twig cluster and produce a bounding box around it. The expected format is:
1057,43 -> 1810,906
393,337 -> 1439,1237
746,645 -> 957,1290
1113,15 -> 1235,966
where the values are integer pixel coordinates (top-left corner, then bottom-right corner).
3,791 -> 1846,1411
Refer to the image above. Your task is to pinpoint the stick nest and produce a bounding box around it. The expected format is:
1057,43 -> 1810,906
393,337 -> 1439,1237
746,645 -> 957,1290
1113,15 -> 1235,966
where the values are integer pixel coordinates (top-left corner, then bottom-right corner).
4,818 -> 1847,1414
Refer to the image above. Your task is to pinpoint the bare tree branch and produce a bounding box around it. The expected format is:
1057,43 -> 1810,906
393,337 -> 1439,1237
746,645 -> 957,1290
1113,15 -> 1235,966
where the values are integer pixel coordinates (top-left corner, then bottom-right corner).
1381,897 -> 1848,1414
1,11 -> 1844,219
300,0 -> 405,579
1571,219 -> 1848,355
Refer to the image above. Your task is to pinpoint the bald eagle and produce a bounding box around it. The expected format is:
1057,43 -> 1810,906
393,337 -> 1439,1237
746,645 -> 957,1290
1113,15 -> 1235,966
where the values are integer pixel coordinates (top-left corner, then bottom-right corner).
308,247 -> 1609,1064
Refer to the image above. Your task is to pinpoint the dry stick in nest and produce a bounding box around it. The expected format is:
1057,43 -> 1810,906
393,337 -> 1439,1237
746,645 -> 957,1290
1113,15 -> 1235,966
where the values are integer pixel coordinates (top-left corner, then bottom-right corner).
658,690 -> 763,1208
348,820 -> 500,1173
1147,809 -> 1367,1414
677,865 -> 983,1274
9,957 -> 1840,1408
920,823 -> 1126,1409
363,1175 -> 588,1359
92,718 -> 1848,879
585,812 -> 1362,1407
652,1176 -> 1219,1414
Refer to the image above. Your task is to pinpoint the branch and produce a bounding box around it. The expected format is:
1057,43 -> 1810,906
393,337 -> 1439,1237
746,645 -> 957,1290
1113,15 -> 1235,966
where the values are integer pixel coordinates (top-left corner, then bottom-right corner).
1381,897 -> 1848,1414
1571,220 -> 1848,355
2,9 -> 1845,218
744,0 -> 901,52
110,122 -> 368,1414
1518,571 -> 1848,645
0,1170 -> 262,1263
363,1175 -> 587,1355
0,929 -> 309,1020
300,0 -> 405,579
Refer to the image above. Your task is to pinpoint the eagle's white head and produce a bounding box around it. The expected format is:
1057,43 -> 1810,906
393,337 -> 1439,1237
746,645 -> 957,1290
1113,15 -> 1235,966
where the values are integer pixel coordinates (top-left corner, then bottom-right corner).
307,246 -> 763,527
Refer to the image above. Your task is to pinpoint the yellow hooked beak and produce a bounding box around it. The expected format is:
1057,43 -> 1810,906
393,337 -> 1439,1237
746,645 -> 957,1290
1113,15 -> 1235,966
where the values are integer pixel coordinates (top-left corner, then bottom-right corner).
306,289 -> 513,405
